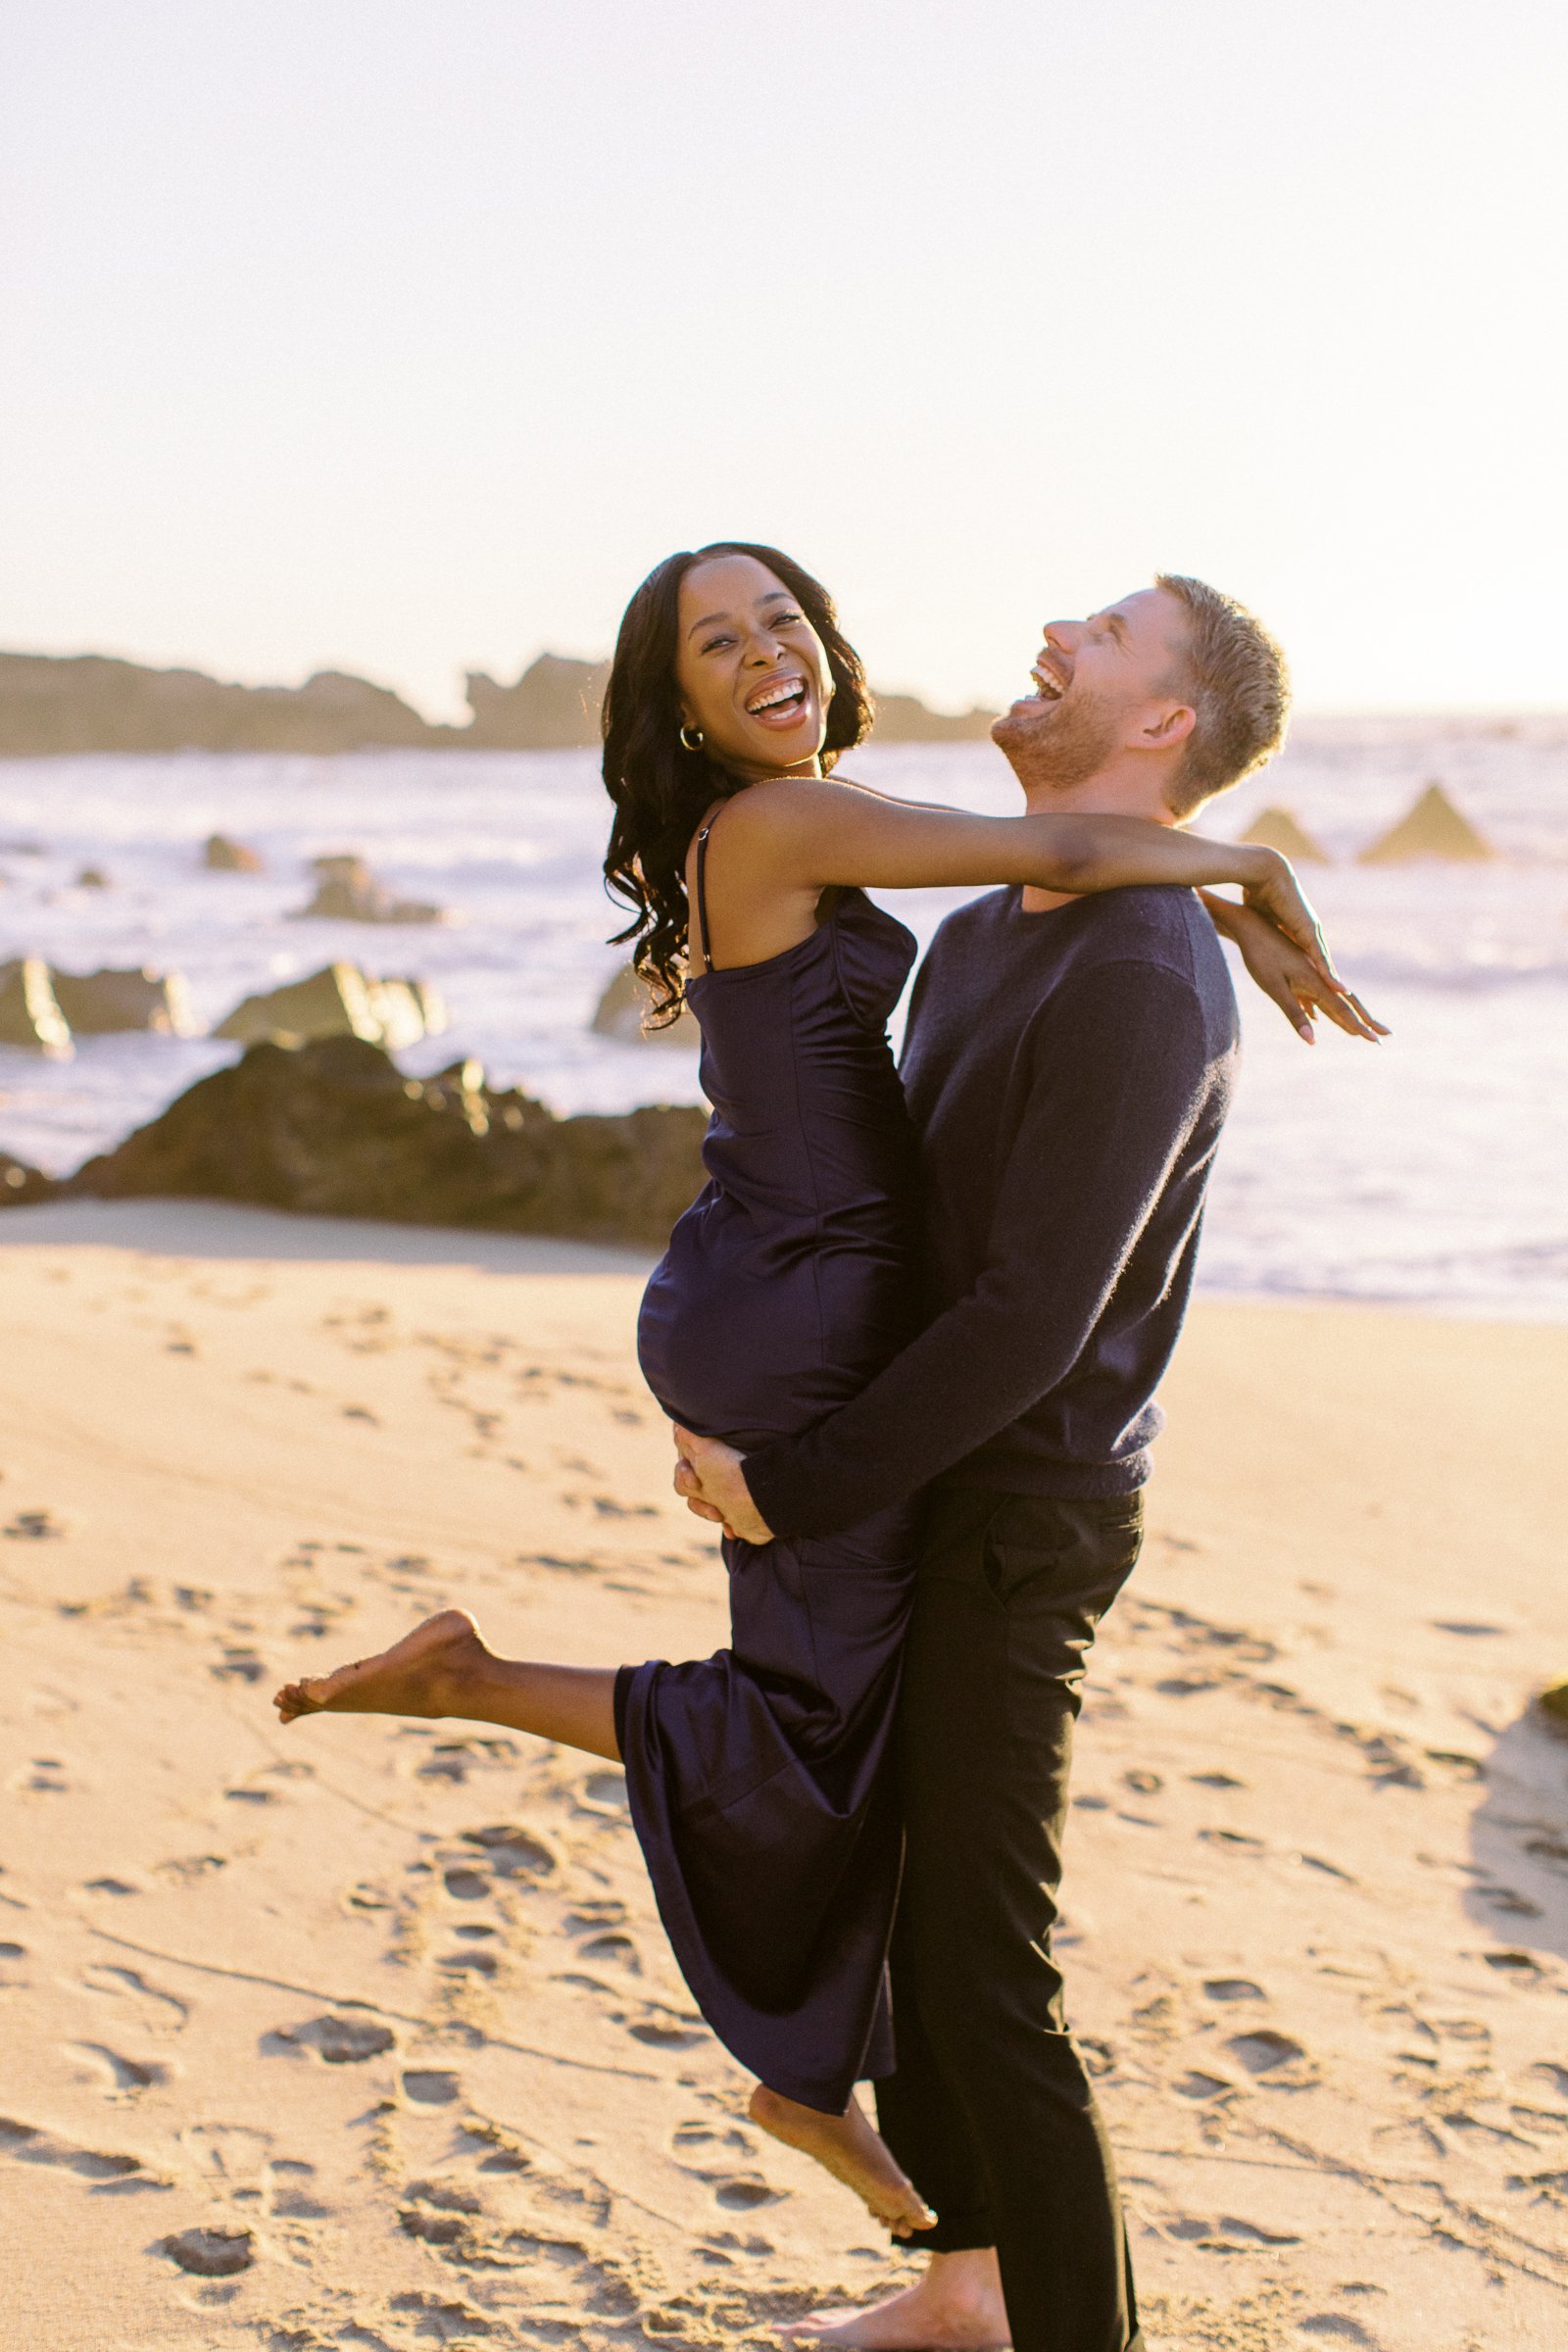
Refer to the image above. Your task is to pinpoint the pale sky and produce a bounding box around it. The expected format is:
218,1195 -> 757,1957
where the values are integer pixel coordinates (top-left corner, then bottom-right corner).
3,0 -> 1564,720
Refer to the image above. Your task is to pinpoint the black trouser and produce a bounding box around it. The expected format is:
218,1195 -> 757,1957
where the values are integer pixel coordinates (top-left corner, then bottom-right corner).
875,1487 -> 1145,2352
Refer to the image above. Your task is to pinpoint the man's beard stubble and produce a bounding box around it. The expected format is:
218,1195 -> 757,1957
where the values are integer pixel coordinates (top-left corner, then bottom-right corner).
992,687 -> 1120,793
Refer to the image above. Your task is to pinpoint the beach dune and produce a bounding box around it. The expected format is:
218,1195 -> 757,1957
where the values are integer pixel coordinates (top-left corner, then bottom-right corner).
0,1200 -> 1563,2350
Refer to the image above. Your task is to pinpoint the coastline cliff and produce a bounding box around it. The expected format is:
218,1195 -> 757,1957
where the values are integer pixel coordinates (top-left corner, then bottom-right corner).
0,649 -> 997,757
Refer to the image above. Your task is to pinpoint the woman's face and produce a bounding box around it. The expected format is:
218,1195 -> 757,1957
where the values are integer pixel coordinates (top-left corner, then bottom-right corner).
673,553 -> 833,776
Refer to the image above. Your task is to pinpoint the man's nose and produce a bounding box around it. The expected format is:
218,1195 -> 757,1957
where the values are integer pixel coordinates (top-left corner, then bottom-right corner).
1044,619 -> 1084,653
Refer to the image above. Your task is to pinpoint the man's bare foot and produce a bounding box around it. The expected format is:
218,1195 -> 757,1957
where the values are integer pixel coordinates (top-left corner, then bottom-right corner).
777,2249 -> 1009,2347
750,2086 -> 937,2240
273,1608 -> 488,1726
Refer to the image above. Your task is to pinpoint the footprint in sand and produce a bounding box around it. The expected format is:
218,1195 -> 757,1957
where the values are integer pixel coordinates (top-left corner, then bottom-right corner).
1227,2029 -> 1309,2078
458,1824 -> 559,1881
579,1931 -> 641,1973
1203,1978 -> 1266,2003
266,2015 -> 396,2065
159,2226 -> 254,2276
79,1964 -> 188,2035
67,2042 -> 169,2096
442,1866 -> 491,1901
0,2113 -> 157,2186
439,1940 -> 500,1977
3,1508 -> 65,1541
402,2070 -> 462,2106
154,1854 -> 227,1886
628,2017 -> 708,2050
578,1767 -> 629,1816
1175,2070 -> 1239,2101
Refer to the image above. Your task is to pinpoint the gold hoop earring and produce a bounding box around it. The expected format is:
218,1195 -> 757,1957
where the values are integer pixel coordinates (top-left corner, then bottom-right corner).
678,723 -> 704,753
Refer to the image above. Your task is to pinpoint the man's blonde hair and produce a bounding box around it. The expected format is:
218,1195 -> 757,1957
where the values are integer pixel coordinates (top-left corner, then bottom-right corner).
1155,573 -> 1291,818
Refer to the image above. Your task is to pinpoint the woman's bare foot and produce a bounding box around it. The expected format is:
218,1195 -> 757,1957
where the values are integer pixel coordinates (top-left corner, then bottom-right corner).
749,2086 -> 937,2240
273,1608 -> 488,1726
777,2249 -> 1009,2347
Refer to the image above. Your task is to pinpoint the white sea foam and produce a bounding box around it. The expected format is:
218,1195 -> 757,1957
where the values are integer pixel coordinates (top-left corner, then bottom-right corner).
1,722 -> 1563,1317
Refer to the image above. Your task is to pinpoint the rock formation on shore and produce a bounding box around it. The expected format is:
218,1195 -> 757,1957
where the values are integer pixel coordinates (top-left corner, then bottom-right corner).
294,854 -> 445,924
1359,782 -> 1495,864
203,833 -> 266,872
0,652 -> 440,757
590,963 -> 700,1047
49,966 -> 197,1036
0,1152 -> 53,1202
464,653 -> 612,750
1241,806 -> 1331,862
0,646 -> 997,756
865,689 -> 998,742
0,959 -> 73,1055
66,1038 -> 706,1248
214,964 -> 445,1053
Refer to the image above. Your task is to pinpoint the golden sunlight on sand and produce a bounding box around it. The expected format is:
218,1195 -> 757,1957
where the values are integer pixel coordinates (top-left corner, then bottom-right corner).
0,1202 -> 1563,2351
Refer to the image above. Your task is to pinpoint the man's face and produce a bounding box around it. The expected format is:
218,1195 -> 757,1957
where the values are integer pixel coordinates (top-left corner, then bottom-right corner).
993,586 -> 1190,790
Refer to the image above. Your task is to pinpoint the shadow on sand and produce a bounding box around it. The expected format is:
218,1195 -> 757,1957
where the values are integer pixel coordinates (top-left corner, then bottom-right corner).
1466,1705 -> 1568,1968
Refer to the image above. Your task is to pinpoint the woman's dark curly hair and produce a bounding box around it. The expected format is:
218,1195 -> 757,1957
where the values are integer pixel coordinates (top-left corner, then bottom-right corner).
602,542 -> 873,1024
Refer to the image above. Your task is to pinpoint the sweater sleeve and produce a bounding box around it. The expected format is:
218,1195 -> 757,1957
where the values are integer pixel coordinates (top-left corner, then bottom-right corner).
743,959 -> 1210,1539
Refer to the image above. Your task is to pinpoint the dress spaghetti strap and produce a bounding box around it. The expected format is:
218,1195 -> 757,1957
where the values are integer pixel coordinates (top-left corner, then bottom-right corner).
692,803 -> 724,975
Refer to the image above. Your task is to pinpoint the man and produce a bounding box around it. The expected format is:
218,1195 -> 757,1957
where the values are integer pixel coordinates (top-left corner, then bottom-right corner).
674,576 -> 1306,2352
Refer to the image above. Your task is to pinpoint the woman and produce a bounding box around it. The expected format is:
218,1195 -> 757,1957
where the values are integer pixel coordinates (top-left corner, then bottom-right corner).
274,542 -> 1366,2235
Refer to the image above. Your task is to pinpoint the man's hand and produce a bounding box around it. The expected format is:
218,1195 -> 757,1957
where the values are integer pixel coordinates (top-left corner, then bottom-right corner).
672,1426 -> 776,1546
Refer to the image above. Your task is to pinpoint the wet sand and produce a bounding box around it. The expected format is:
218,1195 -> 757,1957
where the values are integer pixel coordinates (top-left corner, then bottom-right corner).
0,1200 -> 1563,2350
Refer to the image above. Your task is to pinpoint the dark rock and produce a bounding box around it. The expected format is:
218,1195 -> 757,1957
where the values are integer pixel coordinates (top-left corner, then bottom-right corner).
294,854 -> 443,925
68,1037 -> 706,1249
50,966 -> 197,1036
204,833 -> 265,872
590,963 -> 699,1047
1538,1681 -> 1568,1728
75,866 -> 111,889
0,1152 -> 55,1205
213,964 -> 444,1050
0,959 -> 73,1055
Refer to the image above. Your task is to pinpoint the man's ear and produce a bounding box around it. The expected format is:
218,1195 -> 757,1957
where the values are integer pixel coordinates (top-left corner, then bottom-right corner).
1140,702 -> 1197,752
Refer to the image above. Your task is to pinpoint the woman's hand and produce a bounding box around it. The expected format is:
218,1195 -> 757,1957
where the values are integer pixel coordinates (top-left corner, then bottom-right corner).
1200,891 -> 1388,1044
1234,846 -> 1342,988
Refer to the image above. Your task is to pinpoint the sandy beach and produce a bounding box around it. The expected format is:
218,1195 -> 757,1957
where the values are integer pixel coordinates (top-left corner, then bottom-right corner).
1,1200 -> 1564,2352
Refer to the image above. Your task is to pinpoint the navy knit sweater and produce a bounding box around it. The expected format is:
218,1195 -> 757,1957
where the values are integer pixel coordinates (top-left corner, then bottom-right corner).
743,885 -> 1240,1539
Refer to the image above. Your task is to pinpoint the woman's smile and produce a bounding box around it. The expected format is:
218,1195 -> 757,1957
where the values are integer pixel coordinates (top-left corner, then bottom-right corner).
743,668 -> 812,730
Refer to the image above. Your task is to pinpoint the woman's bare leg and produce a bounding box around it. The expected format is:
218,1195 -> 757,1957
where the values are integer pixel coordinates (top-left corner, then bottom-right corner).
272,1609 -> 619,1761
272,1612 -> 935,2238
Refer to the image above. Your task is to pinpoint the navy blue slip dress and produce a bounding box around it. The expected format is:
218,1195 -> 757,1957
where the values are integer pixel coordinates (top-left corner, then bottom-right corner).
621,798 -> 921,2113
